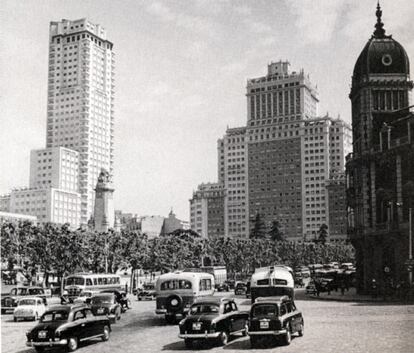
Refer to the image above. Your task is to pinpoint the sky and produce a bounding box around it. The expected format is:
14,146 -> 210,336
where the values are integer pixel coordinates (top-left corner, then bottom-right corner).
1,0 -> 414,221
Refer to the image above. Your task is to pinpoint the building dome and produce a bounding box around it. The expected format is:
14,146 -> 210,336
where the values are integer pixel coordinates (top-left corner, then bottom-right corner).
352,3 -> 410,83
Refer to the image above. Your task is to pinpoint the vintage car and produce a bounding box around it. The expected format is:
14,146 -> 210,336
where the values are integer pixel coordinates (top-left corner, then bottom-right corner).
1,286 -> 47,314
26,304 -> 111,352
137,283 -> 157,301
14,297 -> 47,322
248,296 -> 304,347
73,290 -> 94,304
178,297 -> 249,348
305,281 -> 318,295
234,282 -> 247,295
89,293 -> 122,322
215,282 -> 230,292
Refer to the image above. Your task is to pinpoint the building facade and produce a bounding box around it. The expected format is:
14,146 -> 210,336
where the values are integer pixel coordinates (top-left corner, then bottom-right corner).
246,61 -> 351,241
326,173 -> 348,242
218,127 -> 249,238
47,19 -> 115,225
189,183 -> 225,238
346,4 -> 414,292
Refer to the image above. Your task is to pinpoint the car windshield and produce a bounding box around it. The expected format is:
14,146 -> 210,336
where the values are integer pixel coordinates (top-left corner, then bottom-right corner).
236,283 -> 246,288
16,288 -> 27,295
28,288 -> 44,295
65,277 -> 85,286
252,304 -> 278,317
18,299 -> 36,306
41,311 -> 69,322
143,284 -> 154,290
91,296 -> 112,304
190,304 -> 219,315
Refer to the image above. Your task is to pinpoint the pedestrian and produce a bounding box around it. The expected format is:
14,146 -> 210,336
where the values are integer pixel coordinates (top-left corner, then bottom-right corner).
340,280 -> 346,295
371,278 -> 377,298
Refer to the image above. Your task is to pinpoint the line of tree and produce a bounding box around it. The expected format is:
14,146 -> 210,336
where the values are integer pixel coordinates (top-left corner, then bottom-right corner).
1,221 -> 355,287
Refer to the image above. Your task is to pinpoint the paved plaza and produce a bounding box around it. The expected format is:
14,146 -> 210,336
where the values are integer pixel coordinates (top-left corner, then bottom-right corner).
2,290 -> 414,353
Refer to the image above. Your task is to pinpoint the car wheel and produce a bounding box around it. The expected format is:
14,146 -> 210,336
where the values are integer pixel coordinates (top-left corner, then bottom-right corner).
298,321 -> 304,337
282,325 -> 291,346
218,331 -> 229,346
184,339 -> 193,348
13,317 -> 17,322
117,308 -> 121,320
242,321 -> 248,336
138,297 -> 142,301
35,347 -> 45,353
67,336 -> 78,352
101,325 -> 110,341
250,337 -> 258,348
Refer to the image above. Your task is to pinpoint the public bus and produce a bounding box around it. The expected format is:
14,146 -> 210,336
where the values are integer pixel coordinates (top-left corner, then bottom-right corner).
250,265 -> 295,303
63,273 -> 122,300
155,271 -> 215,323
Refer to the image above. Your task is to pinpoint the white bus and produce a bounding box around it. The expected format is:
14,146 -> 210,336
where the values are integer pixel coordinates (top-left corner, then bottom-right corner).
155,271 -> 215,323
63,273 -> 122,300
250,266 -> 294,304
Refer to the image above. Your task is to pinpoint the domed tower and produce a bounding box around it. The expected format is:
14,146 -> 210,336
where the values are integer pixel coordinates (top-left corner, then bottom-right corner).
347,3 -> 414,294
350,1 -> 411,157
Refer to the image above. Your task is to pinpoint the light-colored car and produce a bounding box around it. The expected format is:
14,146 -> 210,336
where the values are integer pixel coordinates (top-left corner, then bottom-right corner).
13,297 -> 46,322
73,290 -> 94,304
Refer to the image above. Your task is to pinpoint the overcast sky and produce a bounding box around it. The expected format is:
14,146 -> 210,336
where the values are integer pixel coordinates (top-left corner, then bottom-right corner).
1,0 -> 413,221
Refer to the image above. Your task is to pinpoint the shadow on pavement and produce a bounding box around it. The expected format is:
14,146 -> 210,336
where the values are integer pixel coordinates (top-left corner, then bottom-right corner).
162,340 -> 214,351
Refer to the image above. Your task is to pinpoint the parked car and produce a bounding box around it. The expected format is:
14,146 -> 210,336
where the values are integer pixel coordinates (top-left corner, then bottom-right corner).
224,280 -> 235,290
100,289 -> 131,311
234,282 -> 247,295
178,297 -> 249,348
13,297 -> 47,322
215,283 -> 230,292
1,286 -> 47,314
89,293 -> 122,322
73,290 -> 94,304
248,296 -> 304,347
26,304 -> 111,352
305,281 -> 317,295
137,283 -> 157,301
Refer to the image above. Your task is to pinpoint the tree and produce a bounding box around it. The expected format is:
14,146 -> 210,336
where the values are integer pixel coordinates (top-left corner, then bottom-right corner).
316,224 -> 328,245
250,213 -> 267,239
269,220 -> 285,241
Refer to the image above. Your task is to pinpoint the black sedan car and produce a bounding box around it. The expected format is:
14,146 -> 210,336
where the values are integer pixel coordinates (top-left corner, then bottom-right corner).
248,296 -> 304,347
178,297 -> 249,348
26,304 -> 111,352
89,293 -> 122,322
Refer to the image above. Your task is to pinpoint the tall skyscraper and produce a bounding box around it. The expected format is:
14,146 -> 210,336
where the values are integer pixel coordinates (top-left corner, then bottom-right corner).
47,19 -> 115,224
246,61 -> 318,241
346,4 -> 413,292
218,127 -> 249,238
246,61 -> 351,241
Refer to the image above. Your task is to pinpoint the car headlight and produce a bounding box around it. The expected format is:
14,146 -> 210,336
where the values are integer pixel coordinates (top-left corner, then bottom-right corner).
178,319 -> 186,326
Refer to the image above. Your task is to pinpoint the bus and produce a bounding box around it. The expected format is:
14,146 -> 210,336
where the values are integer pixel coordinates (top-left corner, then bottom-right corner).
250,266 -> 294,304
155,271 -> 215,323
63,273 -> 122,300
